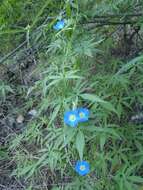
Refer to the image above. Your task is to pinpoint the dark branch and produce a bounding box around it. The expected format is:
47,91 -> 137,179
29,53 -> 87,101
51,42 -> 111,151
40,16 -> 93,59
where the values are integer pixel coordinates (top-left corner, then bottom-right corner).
91,13 -> 143,19
0,40 -> 27,64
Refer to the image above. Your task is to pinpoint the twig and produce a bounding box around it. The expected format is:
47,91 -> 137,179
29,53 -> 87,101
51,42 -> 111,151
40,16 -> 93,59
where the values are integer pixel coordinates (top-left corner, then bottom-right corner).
82,20 -> 138,26
0,41 -> 27,65
92,13 -> 143,19
0,184 -> 6,188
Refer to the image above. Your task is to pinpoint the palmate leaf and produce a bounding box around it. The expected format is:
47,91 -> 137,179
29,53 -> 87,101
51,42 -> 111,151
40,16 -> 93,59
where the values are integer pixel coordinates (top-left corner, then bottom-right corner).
81,93 -> 119,115
73,35 -> 102,57
42,70 -> 82,91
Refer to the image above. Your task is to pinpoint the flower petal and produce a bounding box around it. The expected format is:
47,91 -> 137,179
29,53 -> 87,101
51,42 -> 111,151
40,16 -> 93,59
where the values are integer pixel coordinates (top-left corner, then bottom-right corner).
77,108 -> 90,122
64,110 -> 78,127
53,20 -> 65,31
75,160 -> 90,176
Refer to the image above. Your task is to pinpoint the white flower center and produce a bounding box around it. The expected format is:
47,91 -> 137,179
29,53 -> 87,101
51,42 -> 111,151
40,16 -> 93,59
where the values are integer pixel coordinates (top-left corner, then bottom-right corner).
79,112 -> 85,118
79,165 -> 86,171
69,114 -> 76,122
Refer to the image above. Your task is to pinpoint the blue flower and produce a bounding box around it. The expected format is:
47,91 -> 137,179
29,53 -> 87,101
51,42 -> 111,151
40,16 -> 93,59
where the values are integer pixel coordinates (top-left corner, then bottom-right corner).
53,20 -> 65,31
77,108 -> 89,122
75,160 -> 90,176
64,110 -> 79,127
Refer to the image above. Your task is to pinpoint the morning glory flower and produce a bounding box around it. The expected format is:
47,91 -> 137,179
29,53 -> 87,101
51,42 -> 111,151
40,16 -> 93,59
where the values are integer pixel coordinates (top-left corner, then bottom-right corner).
77,108 -> 89,122
53,20 -> 65,31
75,160 -> 90,176
64,110 -> 79,127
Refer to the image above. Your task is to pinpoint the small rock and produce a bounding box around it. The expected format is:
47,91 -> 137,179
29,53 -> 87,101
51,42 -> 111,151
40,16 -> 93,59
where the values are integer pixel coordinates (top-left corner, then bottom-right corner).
16,115 -> 24,124
28,109 -> 37,117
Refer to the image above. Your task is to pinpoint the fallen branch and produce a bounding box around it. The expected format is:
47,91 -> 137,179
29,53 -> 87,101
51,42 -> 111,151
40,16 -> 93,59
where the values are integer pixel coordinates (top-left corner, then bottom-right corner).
92,13 -> 143,19
0,40 -> 27,65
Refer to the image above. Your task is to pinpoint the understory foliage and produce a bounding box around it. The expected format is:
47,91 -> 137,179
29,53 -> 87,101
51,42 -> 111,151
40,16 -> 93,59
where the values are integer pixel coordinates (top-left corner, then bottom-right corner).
1,0 -> 143,190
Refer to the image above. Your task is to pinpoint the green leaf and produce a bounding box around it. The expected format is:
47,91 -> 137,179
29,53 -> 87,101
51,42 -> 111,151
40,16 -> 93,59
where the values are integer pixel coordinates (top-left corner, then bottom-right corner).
49,151 -> 60,171
81,93 -> 105,103
100,101 -> 118,115
48,104 -> 61,126
66,2 -> 71,17
117,55 -> 143,75
128,176 -> 143,183
0,28 -> 26,35
100,134 -> 106,151
85,126 -> 120,139
0,150 -> 8,160
124,180 -> 134,190
18,165 -> 35,176
64,127 -> 76,146
31,0 -> 52,28
76,131 -> 85,160
81,93 -> 118,115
